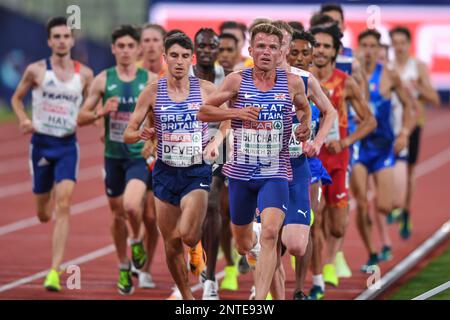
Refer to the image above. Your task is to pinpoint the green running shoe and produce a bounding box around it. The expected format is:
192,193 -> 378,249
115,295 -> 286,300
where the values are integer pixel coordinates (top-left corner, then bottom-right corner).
220,265 -> 238,291
323,263 -> 339,287
117,267 -> 134,295
307,285 -> 324,300
334,251 -> 352,278
387,208 -> 402,224
131,241 -> 147,270
379,245 -> 393,261
44,269 -> 61,292
360,253 -> 379,273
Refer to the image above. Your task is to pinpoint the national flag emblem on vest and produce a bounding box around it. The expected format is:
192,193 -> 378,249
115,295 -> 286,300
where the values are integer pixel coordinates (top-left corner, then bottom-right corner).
188,102 -> 200,110
274,93 -> 286,100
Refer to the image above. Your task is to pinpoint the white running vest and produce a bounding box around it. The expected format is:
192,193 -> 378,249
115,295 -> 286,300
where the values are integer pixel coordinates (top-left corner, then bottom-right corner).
32,59 -> 83,137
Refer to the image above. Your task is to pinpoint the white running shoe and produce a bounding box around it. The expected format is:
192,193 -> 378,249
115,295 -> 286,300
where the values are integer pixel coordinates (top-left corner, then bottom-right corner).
166,286 -> 182,300
138,272 -> 156,289
130,264 -> 139,278
202,280 -> 219,300
246,222 -> 261,269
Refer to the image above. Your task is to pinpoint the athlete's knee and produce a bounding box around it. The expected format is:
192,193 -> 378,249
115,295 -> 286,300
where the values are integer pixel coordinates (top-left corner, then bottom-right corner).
180,232 -> 200,248
37,208 -> 52,223
376,201 -> 393,215
287,241 -> 308,257
330,223 -> 345,238
123,200 -> 142,219
260,224 -> 280,246
54,197 -> 71,216
235,238 -> 253,255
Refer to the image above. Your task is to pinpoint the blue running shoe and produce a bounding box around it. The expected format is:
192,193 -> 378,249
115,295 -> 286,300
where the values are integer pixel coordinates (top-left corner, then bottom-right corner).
307,285 -> 324,300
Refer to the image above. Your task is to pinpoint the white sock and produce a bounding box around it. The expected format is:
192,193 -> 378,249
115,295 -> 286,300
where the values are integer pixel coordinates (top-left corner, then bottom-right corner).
119,262 -> 130,270
130,238 -> 141,245
313,274 -> 325,291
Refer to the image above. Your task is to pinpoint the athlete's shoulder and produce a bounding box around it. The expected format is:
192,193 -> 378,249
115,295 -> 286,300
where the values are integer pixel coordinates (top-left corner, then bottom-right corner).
27,59 -> 46,75
199,79 -> 217,94
78,63 -> 94,80
289,66 -> 310,78
334,68 -> 349,79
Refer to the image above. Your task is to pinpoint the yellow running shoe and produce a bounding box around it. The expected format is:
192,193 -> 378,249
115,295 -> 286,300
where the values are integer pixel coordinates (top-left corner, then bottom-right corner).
44,269 -> 61,292
266,292 -> 273,300
189,242 -> 206,277
220,265 -> 238,291
334,251 -> 352,278
291,255 -> 296,271
323,263 -> 339,287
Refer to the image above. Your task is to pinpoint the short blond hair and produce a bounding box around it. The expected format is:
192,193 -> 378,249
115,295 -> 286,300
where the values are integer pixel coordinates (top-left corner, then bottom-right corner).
249,18 -> 272,36
271,20 -> 294,36
250,23 -> 283,45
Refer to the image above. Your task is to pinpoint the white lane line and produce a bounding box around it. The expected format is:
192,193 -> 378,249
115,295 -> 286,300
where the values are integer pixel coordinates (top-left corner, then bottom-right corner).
0,142 -> 102,175
0,165 -> 103,199
0,195 -> 107,236
415,148 -> 450,177
412,281 -> 450,300
355,220 -> 450,300
0,244 -> 115,293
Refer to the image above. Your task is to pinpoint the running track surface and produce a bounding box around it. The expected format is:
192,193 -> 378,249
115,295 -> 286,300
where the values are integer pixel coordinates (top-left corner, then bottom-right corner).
0,108 -> 449,300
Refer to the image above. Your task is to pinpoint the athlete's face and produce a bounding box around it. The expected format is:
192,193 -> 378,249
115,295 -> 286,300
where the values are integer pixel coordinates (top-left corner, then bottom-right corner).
140,28 -> 164,61
195,32 -> 219,68
288,39 -> 313,70
323,10 -> 345,32
391,33 -> 410,59
164,44 -> 193,80
378,46 -> 389,65
48,25 -> 74,57
312,33 -> 336,68
112,35 -> 139,66
359,35 -> 379,65
249,32 -> 281,72
222,28 -> 245,54
218,38 -> 238,71
278,29 -> 292,65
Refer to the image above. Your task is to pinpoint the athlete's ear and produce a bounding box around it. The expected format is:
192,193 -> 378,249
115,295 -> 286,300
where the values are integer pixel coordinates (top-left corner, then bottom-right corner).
111,43 -> 115,56
163,52 -> 167,64
248,45 -> 253,58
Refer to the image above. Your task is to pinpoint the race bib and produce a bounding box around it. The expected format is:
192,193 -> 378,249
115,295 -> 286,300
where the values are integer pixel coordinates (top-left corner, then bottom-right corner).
240,120 -> 283,157
162,131 -> 203,167
35,101 -> 77,137
109,111 -> 130,143
325,117 -> 340,143
289,123 -> 303,157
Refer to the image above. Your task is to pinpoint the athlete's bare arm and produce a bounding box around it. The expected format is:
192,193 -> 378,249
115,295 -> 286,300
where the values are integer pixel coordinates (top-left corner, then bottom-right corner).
124,80 -> 158,144
344,76 -> 377,146
79,65 -> 94,101
390,70 -> 414,153
307,74 -> 338,153
352,58 -> 369,99
288,72 -> 311,143
11,61 -> 44,134
198,72 -> 260,122
77,71 -> 118,126
416,61 -> 440,107
200,80 -> 231,160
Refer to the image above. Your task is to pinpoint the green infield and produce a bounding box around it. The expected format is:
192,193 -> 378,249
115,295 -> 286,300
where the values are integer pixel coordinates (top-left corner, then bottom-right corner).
389,245 -> 450,300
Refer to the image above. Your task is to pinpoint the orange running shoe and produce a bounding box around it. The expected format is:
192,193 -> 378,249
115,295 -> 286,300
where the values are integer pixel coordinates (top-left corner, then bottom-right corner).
189,242 -> 207,276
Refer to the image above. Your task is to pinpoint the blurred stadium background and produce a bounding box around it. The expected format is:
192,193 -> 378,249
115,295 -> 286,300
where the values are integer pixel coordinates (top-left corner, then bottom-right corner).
1,0 -> 450,111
